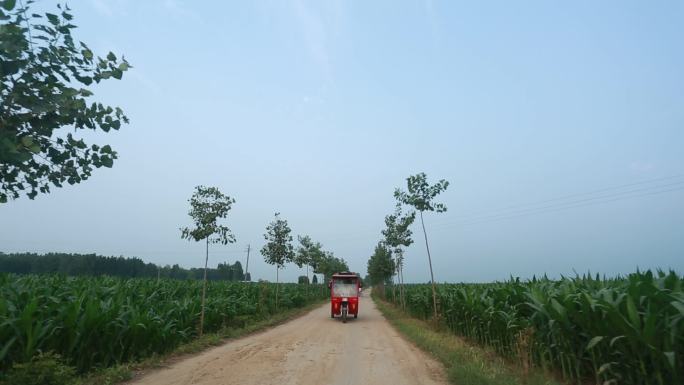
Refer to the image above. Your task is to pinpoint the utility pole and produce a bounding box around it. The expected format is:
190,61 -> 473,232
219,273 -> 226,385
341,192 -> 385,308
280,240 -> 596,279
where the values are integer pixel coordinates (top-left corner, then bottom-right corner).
244,244 -> 251,282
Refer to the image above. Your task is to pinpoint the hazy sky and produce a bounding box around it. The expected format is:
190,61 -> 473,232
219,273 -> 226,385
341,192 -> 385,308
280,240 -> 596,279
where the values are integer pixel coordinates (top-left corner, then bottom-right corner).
1,0 -> 683,283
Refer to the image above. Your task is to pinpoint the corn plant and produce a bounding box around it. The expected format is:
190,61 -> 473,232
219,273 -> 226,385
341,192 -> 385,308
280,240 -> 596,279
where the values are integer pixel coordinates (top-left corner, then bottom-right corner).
0,274 -> 327,373
383,270 -> 684,384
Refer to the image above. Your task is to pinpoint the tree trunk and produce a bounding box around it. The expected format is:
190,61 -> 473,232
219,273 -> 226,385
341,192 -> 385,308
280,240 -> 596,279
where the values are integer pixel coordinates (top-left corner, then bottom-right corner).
200,237 -> 209,336
397,249 -> 404,309
276,266 -> 279,311
399,257 -> 406,310
392,267 -> 397,303
420,211 -> 438,320
306,264 -> 309,297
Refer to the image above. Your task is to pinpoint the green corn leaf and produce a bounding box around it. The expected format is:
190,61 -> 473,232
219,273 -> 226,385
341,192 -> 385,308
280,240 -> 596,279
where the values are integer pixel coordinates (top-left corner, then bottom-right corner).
671,301 -> 684,316
586,336 -> 604,351
664,351 -> 675,368
625,296 -> 641,330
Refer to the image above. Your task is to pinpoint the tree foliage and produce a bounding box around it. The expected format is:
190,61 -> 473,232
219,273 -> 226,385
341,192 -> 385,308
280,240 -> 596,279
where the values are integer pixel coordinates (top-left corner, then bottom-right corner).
382,204 -> 415,307
180,185 -> 236,336
0,1 -> 131,202
260,212 -> 294,269
366,243 -> 395,286
314,251 -> 349,281
394,172 -> 449,213
216,260 -> 244,281
297,275 -> 309,284
394,172 -> 449,319
180,186 -> 236,244
0,252 -> 244,281
294,235 -> 325,271
382,203 -> 416,252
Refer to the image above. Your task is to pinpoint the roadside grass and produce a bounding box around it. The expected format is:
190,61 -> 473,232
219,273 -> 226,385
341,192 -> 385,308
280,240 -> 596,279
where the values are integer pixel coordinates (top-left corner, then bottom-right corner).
78,300 -> 326,385
373,297 -> 564,385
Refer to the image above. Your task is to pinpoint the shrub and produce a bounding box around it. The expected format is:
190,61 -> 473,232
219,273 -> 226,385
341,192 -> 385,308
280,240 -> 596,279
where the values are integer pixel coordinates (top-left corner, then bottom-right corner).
2,352 -> 76,385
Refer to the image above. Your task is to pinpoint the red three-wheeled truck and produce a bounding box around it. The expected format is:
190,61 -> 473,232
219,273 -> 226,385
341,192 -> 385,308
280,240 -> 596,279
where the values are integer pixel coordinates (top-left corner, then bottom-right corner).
328,272 -> 362,323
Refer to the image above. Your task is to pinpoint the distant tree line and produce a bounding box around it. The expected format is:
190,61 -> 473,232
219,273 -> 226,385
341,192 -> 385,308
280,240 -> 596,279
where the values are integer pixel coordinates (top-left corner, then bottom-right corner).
0,252 -> 246,281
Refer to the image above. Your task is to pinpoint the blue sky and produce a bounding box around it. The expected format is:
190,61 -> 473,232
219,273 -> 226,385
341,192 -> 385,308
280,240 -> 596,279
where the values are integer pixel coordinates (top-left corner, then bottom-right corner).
1,0 -> 683,282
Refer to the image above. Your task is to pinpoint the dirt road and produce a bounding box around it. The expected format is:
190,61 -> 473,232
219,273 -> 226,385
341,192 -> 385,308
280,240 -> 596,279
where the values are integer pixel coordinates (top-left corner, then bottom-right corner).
127,290 -> 446,385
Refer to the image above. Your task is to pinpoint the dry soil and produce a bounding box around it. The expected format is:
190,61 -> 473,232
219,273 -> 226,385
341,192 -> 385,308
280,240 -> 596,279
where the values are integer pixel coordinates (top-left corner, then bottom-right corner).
126,289 -> 447,385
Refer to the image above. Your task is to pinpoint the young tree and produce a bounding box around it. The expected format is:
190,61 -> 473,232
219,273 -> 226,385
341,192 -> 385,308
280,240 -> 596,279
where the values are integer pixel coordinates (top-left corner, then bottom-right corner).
180,186 -> 236,336
382,204 -> 416,309
315,251 -> 349,282
394,172 -> 449,319
294,235 -> 312,282
261,212 -> 294,309
366,242 -> 395,293
294,235 -> 325,289
1,2 -> 130,203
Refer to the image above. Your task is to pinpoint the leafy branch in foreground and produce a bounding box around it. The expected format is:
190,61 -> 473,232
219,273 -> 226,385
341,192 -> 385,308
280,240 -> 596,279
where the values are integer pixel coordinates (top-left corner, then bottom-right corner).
0,1 -> 130,202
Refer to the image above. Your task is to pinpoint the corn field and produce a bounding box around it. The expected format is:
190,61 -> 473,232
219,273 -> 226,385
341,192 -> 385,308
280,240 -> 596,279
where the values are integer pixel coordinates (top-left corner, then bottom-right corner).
382,270 -> 684,384
0,274 -> 327,373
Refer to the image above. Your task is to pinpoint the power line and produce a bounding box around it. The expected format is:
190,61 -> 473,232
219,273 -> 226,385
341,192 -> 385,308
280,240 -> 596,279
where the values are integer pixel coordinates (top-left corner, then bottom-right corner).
431,179 -> 684,228
431,185 -> 684,231
313,173 -> 684,243
431,173 -> 684,225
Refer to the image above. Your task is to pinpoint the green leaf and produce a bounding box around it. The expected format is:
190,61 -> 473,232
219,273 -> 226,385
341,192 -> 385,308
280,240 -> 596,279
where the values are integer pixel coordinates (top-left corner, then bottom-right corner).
585,336 -> 604,351
20,136 -> 33,147
0,336 -> 16,361
597,362 -> 613,375
46,12 -> 59,25
671,301 -> 684,316
626,296 -> 641,330
664,351 -> 675,368
101,156 -> 113,168
1,0 -> 16,11
0,60 -> 21,76
0,1 -> 128,201
609,335 -> 625,347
